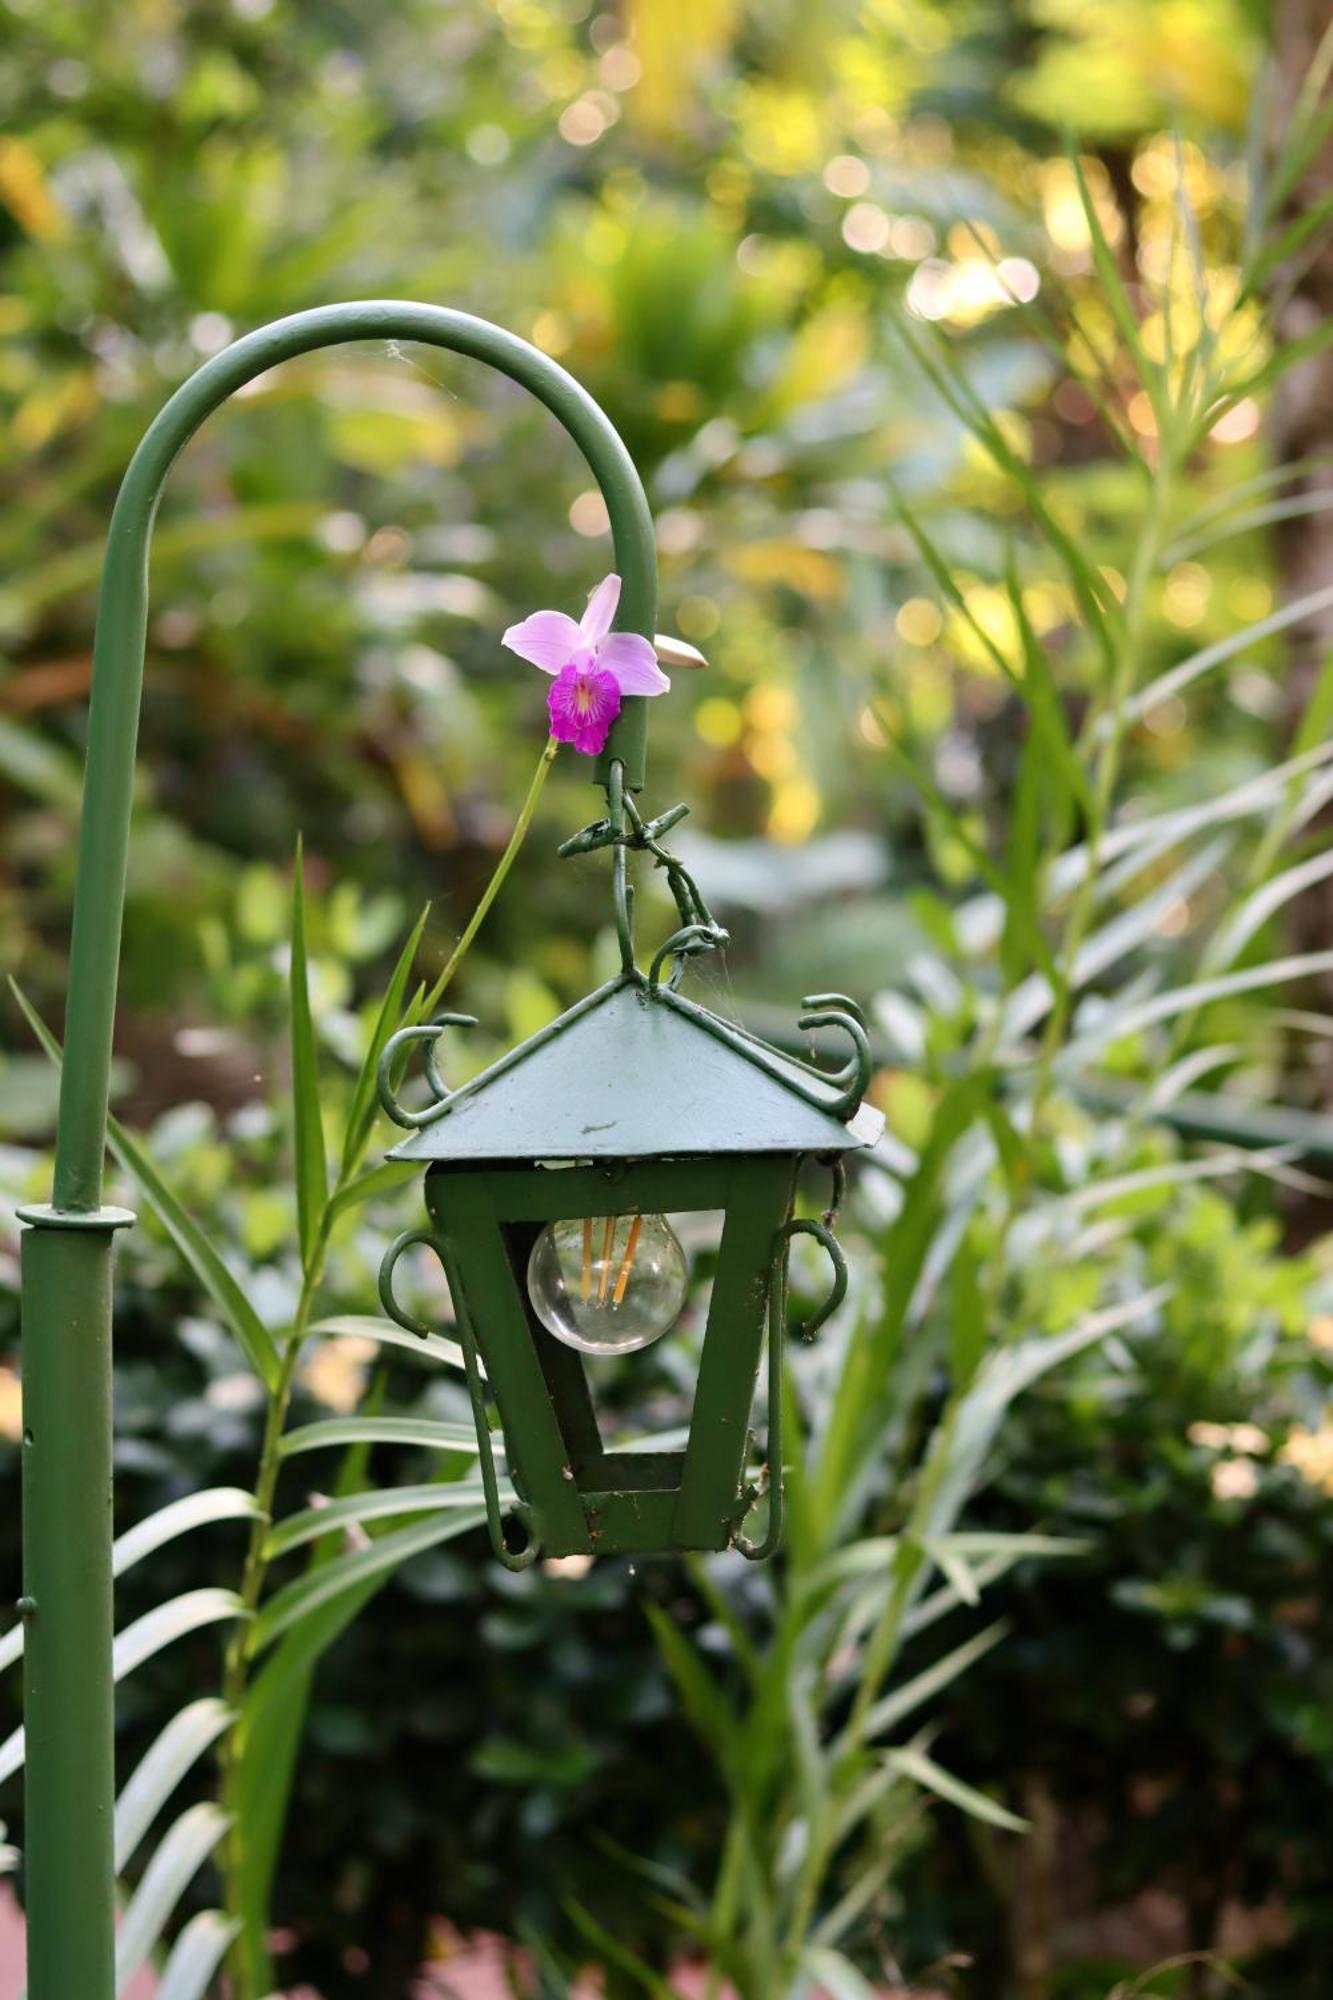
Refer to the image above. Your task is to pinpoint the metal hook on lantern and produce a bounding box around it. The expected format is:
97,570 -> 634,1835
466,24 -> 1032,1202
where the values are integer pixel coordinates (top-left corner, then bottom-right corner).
377,1227 -> 542,1573
376,1014 -> 478,1130
734,1212 -> 849,1563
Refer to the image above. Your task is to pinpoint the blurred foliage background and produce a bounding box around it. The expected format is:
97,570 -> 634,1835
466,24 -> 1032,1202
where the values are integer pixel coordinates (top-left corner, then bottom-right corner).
4,0 -> 1333,1995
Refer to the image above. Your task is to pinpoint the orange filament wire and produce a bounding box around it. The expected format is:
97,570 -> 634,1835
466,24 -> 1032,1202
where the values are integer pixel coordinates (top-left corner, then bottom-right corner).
581,1215 -> 593,1300
612,1213 -> 644,1308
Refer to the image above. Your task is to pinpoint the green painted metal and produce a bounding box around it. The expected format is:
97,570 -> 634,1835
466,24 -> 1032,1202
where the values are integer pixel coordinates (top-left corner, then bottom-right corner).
734,1215 -> 848,1562
18,1213 -> 126,2000
20,300 -> 658,2000
56,304 -> 656,1217
672,1156 -> 797,1549
406,1148 -> 863,1559
386,976 -> 884,1161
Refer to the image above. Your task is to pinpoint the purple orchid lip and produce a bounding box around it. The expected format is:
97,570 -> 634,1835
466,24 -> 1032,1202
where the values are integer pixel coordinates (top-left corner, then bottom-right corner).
502,572 -> 671,755
547,661 -> 622,754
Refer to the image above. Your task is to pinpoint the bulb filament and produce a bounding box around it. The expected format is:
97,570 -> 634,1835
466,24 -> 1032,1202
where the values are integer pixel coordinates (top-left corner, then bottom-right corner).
613,1214 -> 644,1308
581,1216 -> 593,1300
596,1215 -> 617,1305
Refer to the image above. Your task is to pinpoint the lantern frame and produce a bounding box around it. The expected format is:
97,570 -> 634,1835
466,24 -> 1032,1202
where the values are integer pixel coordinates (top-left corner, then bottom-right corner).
376,947 -> 881,1564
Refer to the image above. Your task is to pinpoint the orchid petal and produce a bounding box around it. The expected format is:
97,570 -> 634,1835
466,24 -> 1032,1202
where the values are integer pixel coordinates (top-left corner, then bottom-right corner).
502,609 -> 582,674
598,632 -> 671,696
579,573 -> 622,643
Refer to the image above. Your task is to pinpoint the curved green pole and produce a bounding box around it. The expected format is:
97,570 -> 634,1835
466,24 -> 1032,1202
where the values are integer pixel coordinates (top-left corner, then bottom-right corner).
18,302 -> 657,2000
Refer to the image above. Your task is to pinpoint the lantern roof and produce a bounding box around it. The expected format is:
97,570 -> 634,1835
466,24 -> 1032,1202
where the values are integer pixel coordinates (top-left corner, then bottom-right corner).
387,976 -> 883,1164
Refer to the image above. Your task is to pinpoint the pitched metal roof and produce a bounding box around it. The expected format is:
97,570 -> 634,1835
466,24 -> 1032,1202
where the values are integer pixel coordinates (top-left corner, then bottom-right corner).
388,977 -> 884,1164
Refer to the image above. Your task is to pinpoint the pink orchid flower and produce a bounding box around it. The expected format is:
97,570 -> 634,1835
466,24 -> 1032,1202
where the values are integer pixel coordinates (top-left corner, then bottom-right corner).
502,573 -> 670,755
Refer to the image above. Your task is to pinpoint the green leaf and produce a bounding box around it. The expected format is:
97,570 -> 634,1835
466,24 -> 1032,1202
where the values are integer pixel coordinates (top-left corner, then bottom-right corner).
154,1912 -> 241,2000
563,1898 -> 680,1999
860,1621 -> 1010,1741
114,1588 -> 247,1682
112,1487 -> 262,1580
1293,651 -> 1333,762
1106,582 -> 1333,735
1069,153 -> 1160,422
249,1507 -> 486,1652
278,1414 -> 483,1458
644,1603 -> 740,1775
264,1479 -> 503,1558
115,1803 -> 231,1995
798,1946 -> 883,1999
290,841 -> 328,1272
115,1698 -> 234,1871
918,1535 -> 981,1606
324,1157 -> 420,1226
1065,952 -> 1333,1062
0,1490 -> 257,1681
815,1072 -> 994,1525
0,715 -> 82,808
339,904 -> 429,1178
9,980 -> 281,1390
308,1312 -> 475,1376
885,1743 -> 1028,1833
232,1502 -> 381,1990
0,1590 -> 244,1787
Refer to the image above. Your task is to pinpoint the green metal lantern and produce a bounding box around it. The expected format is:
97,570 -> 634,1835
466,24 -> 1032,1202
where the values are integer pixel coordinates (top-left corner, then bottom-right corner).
376,770 -> 882,1567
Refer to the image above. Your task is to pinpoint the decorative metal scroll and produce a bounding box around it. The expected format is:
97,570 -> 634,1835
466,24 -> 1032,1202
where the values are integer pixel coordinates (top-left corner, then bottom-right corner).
377,1226 -> 541,1573
734,1211 -> 849,1562
558,760 -> 729,988
376,1013 -> 477,1129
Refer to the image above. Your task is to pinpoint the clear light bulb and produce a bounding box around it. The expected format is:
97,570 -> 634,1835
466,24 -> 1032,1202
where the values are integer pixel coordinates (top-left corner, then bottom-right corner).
526,1213 -> 688,1356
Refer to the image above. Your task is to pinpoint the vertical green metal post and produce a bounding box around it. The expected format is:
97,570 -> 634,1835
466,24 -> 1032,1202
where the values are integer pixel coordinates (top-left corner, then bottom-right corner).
17,1209 -> 131,1999
18,302 -> 656,2000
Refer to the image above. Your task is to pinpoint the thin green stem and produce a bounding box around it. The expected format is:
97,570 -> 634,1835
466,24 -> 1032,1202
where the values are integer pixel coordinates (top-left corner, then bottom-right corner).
421,736 -> 560,1014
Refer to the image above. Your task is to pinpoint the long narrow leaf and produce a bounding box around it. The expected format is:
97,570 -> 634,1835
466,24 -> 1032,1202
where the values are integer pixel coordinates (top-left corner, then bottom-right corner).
115,1803 -> 231,1994
1104,581 -> 1333,736
799,1946 -> 882,1999
250,1507 -> 486,1653
0,1492 -> 257,1680
0,1591 -> 245,1787
339,904 -> 429,1176
9,981 -> 280,1389
155,1911 -> 241,2000
1062,951 -> 1333,1063
885,1743 -> 1027,1833
860,1621 -> 1010,1742
278,1414 -> 483,1458
308,1312 -> 475,1376
115,1699 -> 233,1871
113,1589 -> 247,1684
265,1479 -> 503,1558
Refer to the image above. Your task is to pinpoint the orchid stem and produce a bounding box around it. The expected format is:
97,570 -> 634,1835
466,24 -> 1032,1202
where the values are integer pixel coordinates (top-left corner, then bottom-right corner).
423,735 -> 560,1011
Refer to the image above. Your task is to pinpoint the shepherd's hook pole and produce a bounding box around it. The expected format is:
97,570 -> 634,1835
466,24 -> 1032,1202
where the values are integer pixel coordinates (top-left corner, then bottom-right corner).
16,302 -> 656,2000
